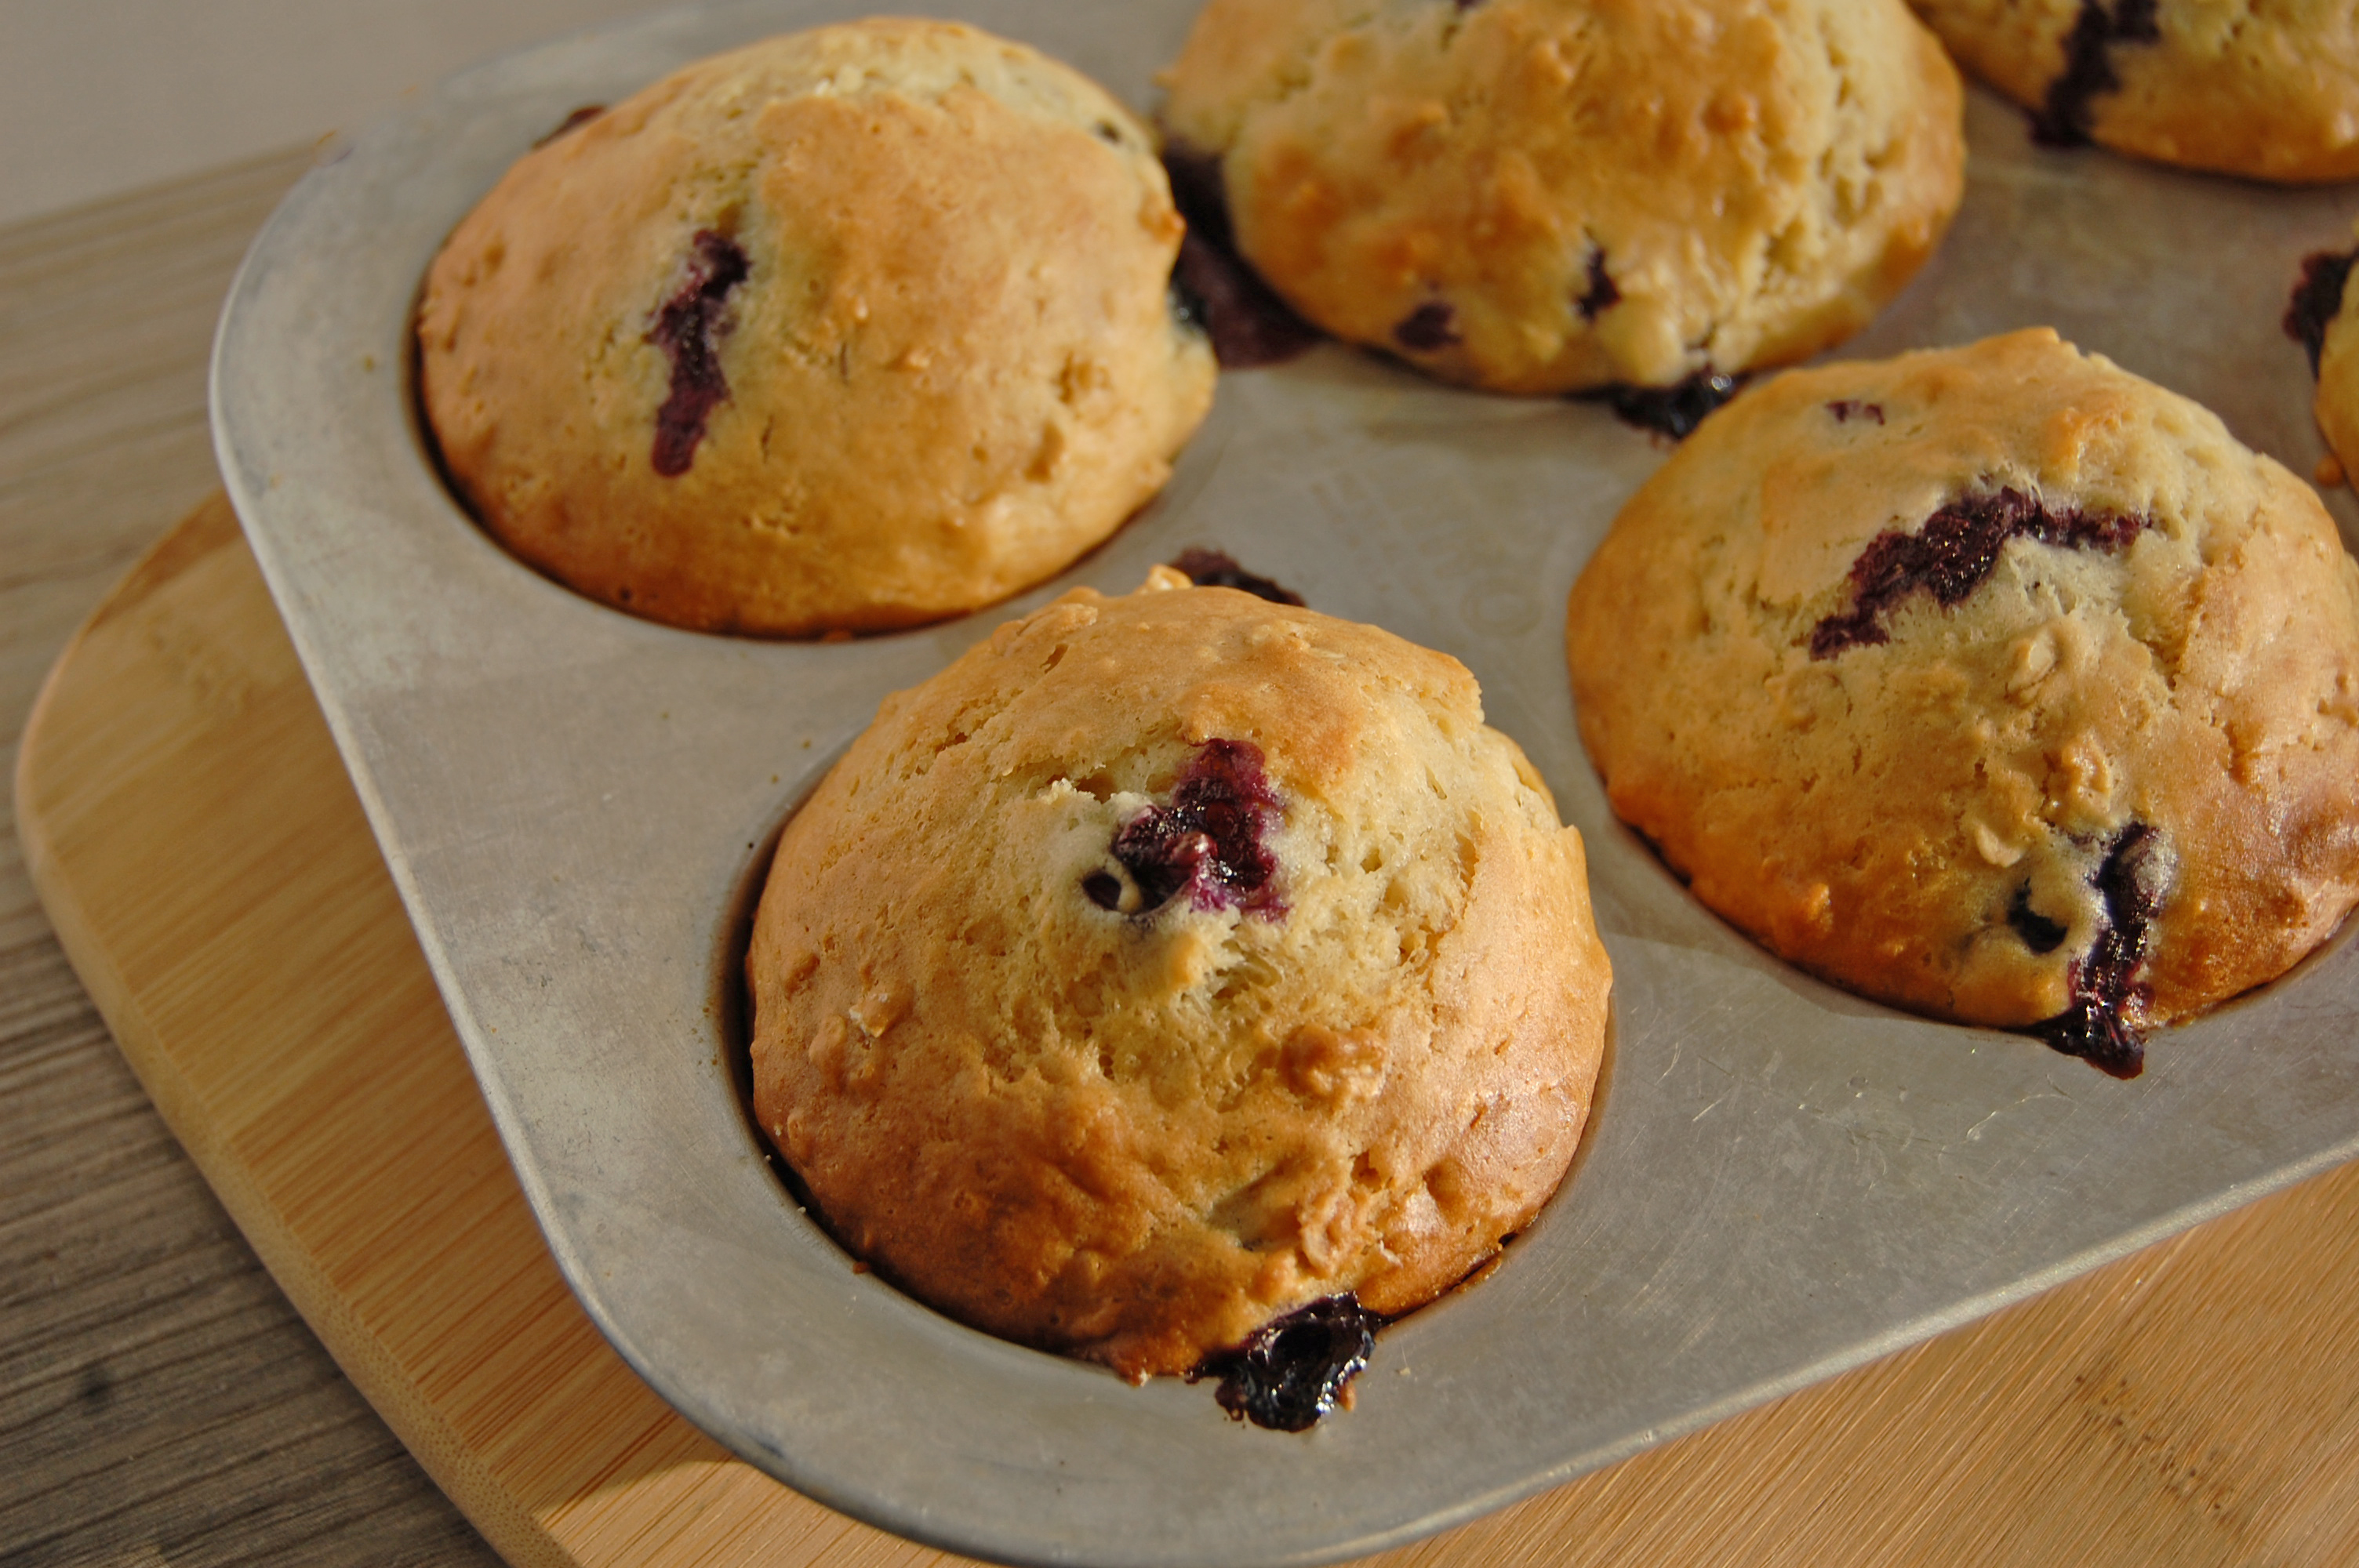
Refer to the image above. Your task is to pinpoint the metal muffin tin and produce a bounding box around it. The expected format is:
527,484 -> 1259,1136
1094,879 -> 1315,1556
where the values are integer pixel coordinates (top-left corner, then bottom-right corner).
211,3 -> 2359,1563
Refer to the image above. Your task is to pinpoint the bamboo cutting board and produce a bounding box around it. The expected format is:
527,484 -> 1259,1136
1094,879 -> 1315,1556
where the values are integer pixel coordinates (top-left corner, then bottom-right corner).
22,493 -> 2359,1568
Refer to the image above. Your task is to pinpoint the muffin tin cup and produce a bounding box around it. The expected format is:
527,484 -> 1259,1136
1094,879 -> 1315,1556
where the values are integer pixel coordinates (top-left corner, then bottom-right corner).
213,2 -> 2359,1564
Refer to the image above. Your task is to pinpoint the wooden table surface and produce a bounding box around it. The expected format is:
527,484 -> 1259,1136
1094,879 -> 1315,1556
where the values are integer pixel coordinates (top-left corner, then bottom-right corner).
12,151 -> 2359,1568
0,148 -> 500,1567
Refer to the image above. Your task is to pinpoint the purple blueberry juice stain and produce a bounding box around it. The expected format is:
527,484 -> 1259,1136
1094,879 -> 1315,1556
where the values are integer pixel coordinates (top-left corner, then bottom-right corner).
2031,0 -> 2161,147
1809,487 -> 2150,659
1169,547 -> 1305,607
1393,301 -> 1460,352
1576,248 -> 1619,322
645,230 -> 750,477
2286,248 -> 2358,376
1193,1294 -> 1377,1432
2031,822 -> 2161,1079
1826,399 -> 1885,425
1101,739 -> 1284,917
1161,145 -> 1321,369
1583,369 -> 1746,440
533,104 -> 605,147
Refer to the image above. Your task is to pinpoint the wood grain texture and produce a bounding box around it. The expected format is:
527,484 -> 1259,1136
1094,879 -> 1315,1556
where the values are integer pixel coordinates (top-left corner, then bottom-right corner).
0,152 -> 498,1566
22,495 -> 2359,1568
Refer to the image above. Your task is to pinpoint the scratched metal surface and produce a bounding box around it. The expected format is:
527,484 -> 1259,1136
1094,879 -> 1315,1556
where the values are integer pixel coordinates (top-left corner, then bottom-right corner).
209,4 -> 2359,1564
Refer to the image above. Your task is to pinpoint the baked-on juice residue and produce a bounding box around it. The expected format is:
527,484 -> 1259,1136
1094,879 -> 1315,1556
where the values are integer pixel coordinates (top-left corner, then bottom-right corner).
1582,370 -> 1747,440
645,230 -> 751,477
1194,1294 -> 1379,1431
1169,547 -> 1306,607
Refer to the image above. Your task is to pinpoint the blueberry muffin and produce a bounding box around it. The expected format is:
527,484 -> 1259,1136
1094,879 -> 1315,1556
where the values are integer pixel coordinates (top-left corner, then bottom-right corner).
747,570 -> 1612,1380
1568,328 -> 2359,1076
2288,231 -> 2359,481
1156,0 -> 1964,395
1910,0 -> 2359,182
417,20 -> 1216,635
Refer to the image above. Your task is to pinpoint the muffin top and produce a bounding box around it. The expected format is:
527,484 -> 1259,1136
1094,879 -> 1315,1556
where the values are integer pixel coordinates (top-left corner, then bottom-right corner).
1910,0 -> 2359,183
418,20 -> 1215,634
1568,328 -> 2359,1076
748,571 -> 1612,1378
1158,0 -> 1963,393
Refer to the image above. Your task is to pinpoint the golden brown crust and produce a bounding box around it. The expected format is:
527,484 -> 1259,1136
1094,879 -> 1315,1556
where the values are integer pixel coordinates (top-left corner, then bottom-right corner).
1158,0 -> 1964,393
748,576 -> 1611,1378
1911,0 -> 2359,183
418,20 -> 1215,635
1568,328 -> 2359,1037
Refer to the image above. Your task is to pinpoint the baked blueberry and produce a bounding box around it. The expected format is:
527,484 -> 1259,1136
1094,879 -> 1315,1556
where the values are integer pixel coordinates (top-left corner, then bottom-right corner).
645,230 -> 749,477
1107,739 -> 1284,916
1196,1294 -> 1379,1432
2028,0 -> 2161,148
